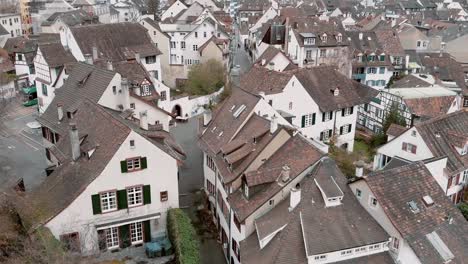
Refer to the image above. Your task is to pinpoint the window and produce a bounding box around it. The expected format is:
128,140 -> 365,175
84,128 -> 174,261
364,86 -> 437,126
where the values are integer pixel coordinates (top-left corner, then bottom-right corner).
367,67 -> 377,74
323,111 -> 333,121
321,34 -> 327,42
343,107 -> 353,116
411,131 -> 417,137
193,45 -> 198,51
127,186 -> 143,207
160,91 -> 167,101
181,41 -> 186,49
289,102 -> 293,110
130,140 -> 135,148
392,237 -> 400,250
370,197 -> 378,207
320,129 -> 333,141
356,188 -> 362,198
100,191 -> 117,212
141,84 -> 151,96
203,32 -> 207,37
41,84 -> 48,96
232,238 -> 240,260
153,30 -> 156,35
340,124 -> 352,135
379,55 -> 385,61
368,55 -> 375,61
60,233 -> 80,252
130,103 -> 135,109
17,54 -> 23,61
269,199 -> 274,206
304,37 -> 315,45
336,34 -> 342,42
417,40 -> 421,47
160,191 -> 168,202
130,222 -> 143,244
105,227 -> 119,249
206,179 -> 215,195
341,249 -> 352,255
127,157 -> 141,171
112,86 -> 117,94
301,113 -> 316,127
145,56 -> 156,64
206,155 -> 216,172
306,50 -> 312,59
314,255 -> 327,261
320,49 -> 326,57
170,41 -> 176,49
379,67 -> 385,74
402,142 -> 417,154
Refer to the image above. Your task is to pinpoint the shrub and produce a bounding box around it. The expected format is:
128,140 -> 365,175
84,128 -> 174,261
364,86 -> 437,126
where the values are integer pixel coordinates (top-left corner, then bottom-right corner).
458,203 -> 468,221
167,208 -> 200,264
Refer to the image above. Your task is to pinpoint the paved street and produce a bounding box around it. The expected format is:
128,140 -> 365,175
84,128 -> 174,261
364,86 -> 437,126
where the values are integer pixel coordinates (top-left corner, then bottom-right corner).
0,98 -> 47,191
170,117 -> 226,264
230,22 -> 253,87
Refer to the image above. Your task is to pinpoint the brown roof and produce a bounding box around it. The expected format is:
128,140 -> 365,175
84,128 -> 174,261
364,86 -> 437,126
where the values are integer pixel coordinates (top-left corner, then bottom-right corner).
386,123 -> 408,137
70,23 -> 162,63
374,29 -> 405,56
229,134 -> 324,221
241,158 -> 389,264
240,65 -> 292,95
415,109 -> 468,173
418,52 -> 467,93
0,49 -> 14,73
254,46 -> 293,67
404,96 -> 456,119
38,43 -> 76,68
364,162 -> 468,264
390,74 -> 432,88
289,17 -> 349,47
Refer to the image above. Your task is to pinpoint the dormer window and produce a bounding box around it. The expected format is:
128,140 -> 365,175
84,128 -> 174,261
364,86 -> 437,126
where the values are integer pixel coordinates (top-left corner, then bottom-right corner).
333,88 -> 340,96
368,54 -> 375,62
336,33 -> 342,42
379,53 -> 385,61
141,84 -> 151,96
321,33 -> 327,43
243,182 -> 249,198
304,37 -> 315,45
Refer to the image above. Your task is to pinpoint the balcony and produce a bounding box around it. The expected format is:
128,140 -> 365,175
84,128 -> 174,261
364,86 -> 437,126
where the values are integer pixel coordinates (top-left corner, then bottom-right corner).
352,73 -> 366,81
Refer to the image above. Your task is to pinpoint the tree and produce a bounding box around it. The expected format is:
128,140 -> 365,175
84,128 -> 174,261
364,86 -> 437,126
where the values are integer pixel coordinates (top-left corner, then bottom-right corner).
382,102 -> 407,133
147,0 -> 160,20
184,59 -> 225,96
458,203 -> 468,221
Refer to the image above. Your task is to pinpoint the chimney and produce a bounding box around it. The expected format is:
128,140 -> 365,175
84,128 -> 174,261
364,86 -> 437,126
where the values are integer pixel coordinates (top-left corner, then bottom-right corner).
135,52 -> 141,64
106,60 -> 113,71
69,123 -> 81,161
92,46 -> 98,61
203,109 -> 212,126
281,164 -> 290,182
57,103 -> 64,121
358,32 -> 363,40
139,110 -> 148,130
355,160 -> 365,177
261,59 -> 266,66
85,54 -> 93,65
268,62 -> 275,71
289,183 -> 301,211
270,114 -> 278,134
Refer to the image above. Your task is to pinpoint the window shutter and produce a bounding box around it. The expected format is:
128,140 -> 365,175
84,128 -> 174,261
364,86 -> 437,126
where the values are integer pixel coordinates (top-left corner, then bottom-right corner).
402,142 -> 407,151
143,185 -> 151,204
328,130 -> 333,137
330,111 -> 333,119
364,103 -> 368,112
141,157 -> 147,169
322,112 -> 325,122
348,124 -> 352,132
117,189 -> 128,209
301,115 -> 306,128
120,160 -> 128,173
312,113 -> 316,125
143,220 -> 151,242
340,126 -> 343,135
91,194 -> 101,215
119,225 -> 131,248
412,145 -> 417,154
350,106 -> 354,114
342,108 -> 345,117
320,132 -> 324,141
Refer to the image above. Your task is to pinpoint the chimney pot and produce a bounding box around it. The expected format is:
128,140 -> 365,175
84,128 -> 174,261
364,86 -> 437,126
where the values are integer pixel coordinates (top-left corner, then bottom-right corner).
92,46 -> 98,60
281,164 -> 290,182
358,32 -> 363,40
107,61 -> 113,71
270,114 -> 278,134
57,103 -> 64,121
355,160 -> 365,177
139,111 -> 148,130
289,183 -> 301,211
69,123 -> 81,161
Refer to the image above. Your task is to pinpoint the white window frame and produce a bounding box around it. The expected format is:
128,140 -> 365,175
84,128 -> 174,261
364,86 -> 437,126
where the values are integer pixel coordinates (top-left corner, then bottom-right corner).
324,111 -> 332,121
304,113 -> 314,127
127,186 -> 143,207
130,222 -> 143,244
356,188 -> 362,198
322,129 -> 332,141
193,45 -> 198,51
344,107 -> 352,116
127,157 -> 141,171
105,227 -> 119,249
369,196 -> 378,208
100,191 -> 117,212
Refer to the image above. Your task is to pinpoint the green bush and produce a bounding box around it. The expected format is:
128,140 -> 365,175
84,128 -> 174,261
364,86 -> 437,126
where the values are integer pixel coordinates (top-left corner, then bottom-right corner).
458,203 -> 468,221
167,208 -> 200,264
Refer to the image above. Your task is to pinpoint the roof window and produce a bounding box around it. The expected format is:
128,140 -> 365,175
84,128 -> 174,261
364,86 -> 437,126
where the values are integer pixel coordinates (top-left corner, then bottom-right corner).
233,104 -> 246,118
408,200 -> 420,213
422,195 -> 434,207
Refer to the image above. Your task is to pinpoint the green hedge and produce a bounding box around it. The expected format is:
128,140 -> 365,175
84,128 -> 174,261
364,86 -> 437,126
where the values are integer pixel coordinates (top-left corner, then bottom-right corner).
167,208 -> 200,264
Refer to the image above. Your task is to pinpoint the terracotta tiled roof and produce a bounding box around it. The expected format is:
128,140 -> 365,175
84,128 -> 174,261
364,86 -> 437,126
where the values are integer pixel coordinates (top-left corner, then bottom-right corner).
404,95 -> 456,119
374,29 -> 405,56
386,123 -> 408,137
254,46 -> 293,67
38,42 -> 76,68
240,65 -> 292,95
391,74 -> 432,88
365,162 -> 468,264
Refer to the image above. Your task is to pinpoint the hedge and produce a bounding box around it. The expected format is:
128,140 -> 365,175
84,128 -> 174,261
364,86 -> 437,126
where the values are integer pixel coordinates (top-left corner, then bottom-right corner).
167,208 -> 200,264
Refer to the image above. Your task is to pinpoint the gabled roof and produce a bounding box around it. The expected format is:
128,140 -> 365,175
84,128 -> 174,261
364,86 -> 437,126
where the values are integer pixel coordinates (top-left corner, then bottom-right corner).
38,43 -> 76,68
289,17 -> 349,47
374,29 -> 405,56
254,46 -> 294,68
240,65 -> 293,95
69,23 -> 161,63
391,74 -> 432,88
404,95 -> 456,119
415,109 -> 468,173
386,123 -> 408,138
364,162 -> 468,264
241,157 -> 390,264
42,9 -> 96,27
0,24 -> 8,36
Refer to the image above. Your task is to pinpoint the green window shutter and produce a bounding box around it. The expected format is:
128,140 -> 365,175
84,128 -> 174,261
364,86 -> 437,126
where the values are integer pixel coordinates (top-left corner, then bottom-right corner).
330,111 -> 333,119
364,103 -> 369,111
117,189 -> 128,209
340,126 -> 343,135
320,132 -> 324,141
312,113 -> 316,125
322,112 -> 325,122
341,108 -> 345,117
143,220 -> 151,242
350,106 -> 354,115
91,194 -> 101,215
301,115 -> 306,128
143,185 -> 151,204
119,225 -> 131,248
120,160 -> 128,173
141,157 -> 147,169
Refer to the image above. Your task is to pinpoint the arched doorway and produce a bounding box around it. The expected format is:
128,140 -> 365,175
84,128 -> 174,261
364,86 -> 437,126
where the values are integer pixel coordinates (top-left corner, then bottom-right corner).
172,104 -> 182,117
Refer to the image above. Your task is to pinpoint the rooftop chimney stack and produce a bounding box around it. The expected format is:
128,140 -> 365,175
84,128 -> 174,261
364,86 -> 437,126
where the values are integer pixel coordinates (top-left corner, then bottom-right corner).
85,54 -> 93,65
281,164 -> 290,182
57,103 -> 64,121
135,52 -> 141,64
203,109 -> 212,126
270,114 -> 278,134
139,110 -> 148,130
289,183 -> 301,211
69,123 -> 80,161
355,160 -> 365,177
92,46 -> 98,61
268,62 -> 275,71
358,32 -> 363,40
106,60 -> 113,71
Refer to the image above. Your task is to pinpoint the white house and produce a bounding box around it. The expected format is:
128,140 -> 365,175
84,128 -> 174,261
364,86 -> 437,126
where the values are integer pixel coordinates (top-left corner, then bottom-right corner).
349,162 -> 468,264
26,98 -> 184,254
160,0 -> 188,21
373,109 -> 468,204
0,13 -> 23,38
241,65 -> 378,151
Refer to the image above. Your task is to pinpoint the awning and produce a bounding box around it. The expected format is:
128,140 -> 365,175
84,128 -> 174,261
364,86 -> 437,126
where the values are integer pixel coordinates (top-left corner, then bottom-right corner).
22,86 -> 36,94
95,212 -> 161,230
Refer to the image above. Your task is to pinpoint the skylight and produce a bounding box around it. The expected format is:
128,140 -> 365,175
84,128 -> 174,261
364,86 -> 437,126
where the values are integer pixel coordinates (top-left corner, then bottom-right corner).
408,200 -> 420,213
233,104 -> 246,118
